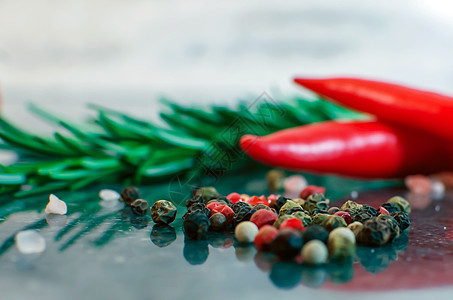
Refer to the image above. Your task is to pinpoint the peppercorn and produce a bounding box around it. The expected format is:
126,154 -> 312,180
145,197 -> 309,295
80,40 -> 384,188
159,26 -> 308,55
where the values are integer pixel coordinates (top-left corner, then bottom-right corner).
207,199 -> 228,207
235,221 -> 259,243
272,195 -> 289,212
302,240 -> 328,265
150,200 -> 177,224
254,225 -> 279,251
291,211 -> 312,227
226,192 -> 241,204
329,227 -> 355,245
250,209 -> 278,229
328,232 -> 355,260
377,214 -> 400,240
131,199 -> 149,216
310,209 -> 330,216
361,204 -> 378,217
304,193 -> 329,213
388,196 -> 411,214
357,218 -> 391,246
210,205 -> 235,225
192,186 -> 220,202
302,225 -> 329,244
232,201 -> 253,214
253,204 -> 276,214
247,195 -> 269,206
120,186 -> 140,205
353,212 -> 373,223
267,194 -> 279,207
347,221 -> 364,238
273,214 -> 297,229
206,202 -> 222,211
279,218 -> 304,231
270,229 -> 303,261
287,206 -> 305,215
233,205 -> 256,227
333,211 -> 353,225
185,195 -> 204,208
328,207 -> 340,214
321,215 -> 347,232
150,224 -> 177,247
391,211 -> 410,231
185,202 -> 210,218
381,202 -> 400,214
379,206 -> 390,215
266,169 -> 285,193
312,213 -> 330,225
279,200 -> 302,216
300,185 -> 326,199
209,213 -> 227,231
183,211 -> 210,240
340,200 -> 363,214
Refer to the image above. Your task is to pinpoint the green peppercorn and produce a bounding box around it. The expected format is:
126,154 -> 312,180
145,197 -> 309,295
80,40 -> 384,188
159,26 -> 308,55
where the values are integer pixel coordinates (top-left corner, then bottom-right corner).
310,209 -> 330,216
292,198 -> 306,207
183,211 -> 210,240
253,204 -> 276,214
340,200 -> 363,214
193,186 -> 220,202
150,200 -> 177,224
274,215 -> 297,229
272,196 -> 289,212
312,213 -> 330,225
328,233 -> 355,260
287,206 -> 305,215
302,224 -> 329,244
150,224 -> 176,247
357,218 -> 391,246
381,202 -> 401,214
209,213 -> 227,231
377,214 -> 400,241
291,211 -> 312,227
391,211 -> 410,231
347,221 -> 364,239
131,199 -> 149,216
279,200 -> 302,216
305,193 -> 329,213
120,186 -> 140,205
353,212 -> 373,223
321,215 -> 347,232
328,207 -> 340,214
270,229 -> 303,261
388,196 -> 411,214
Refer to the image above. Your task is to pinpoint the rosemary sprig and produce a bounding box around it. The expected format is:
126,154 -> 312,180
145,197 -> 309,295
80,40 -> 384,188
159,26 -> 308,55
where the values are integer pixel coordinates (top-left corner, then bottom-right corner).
0,96 -> 361,198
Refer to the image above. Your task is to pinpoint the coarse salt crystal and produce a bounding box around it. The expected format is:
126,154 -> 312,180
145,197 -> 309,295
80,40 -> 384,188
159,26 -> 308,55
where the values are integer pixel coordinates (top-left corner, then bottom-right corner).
45,194 -> 67,215
99,189 -> 120,201
15,230 -> 46,254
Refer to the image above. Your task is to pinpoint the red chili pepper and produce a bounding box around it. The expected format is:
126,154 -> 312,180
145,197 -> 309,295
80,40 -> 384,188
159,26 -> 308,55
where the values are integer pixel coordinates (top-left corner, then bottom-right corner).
240,120 -> 453,178
294,77 -> 453,139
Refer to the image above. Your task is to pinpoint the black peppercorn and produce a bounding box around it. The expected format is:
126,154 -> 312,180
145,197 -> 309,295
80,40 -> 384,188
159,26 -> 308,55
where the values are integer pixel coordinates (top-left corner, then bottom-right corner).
381,202 -> 401,215
272,196 -> 289,212
361,204 -> 378,217
120,186 -> 140,205
270,229 -> 303,261
377,214 -> 400,241
391,211 -> 410,231
185,202 -> 210,218
304,193 -> 329,213
311,209 -> 330,216
233,207 -> 256,227
302,225 -> 329,244
232,201 -> 253,214
321,215 -> 347,232
357,218 -> 391,246
130,199 -> 149,216
150,200 -> 177,224
185,195 -> 204,208
183,211 -> 210,240
353,212 -> 373,223
209,213 -> 227,231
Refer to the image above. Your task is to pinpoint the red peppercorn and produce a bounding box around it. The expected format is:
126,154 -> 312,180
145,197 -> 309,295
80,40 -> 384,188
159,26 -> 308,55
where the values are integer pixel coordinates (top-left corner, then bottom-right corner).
267,194 -> 278,207
379,206 -> 390,215
299,185 -> 326,199
250,209 -> 278,229
254,225 -> 278,251
333,211 -> 353,225
211,205 -> 235,225
227,192 -> 242,204
207,202 -> 222,212
248,195 -> 269,206
279,218 -> 305,231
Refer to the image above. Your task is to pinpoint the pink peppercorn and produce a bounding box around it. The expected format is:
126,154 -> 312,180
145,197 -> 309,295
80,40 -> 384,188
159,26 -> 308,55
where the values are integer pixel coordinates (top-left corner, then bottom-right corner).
248,195 -> 269,206
279,218 -> 305,231
227,192 -> 242,204
267,194 -> 278,206
211,205 -> 235,225
300,185 -> 326,199
207,202 -> 222,212
254,225 -> 278,251
379,206 -> 390,215
250,209 -> 278,229
333,211 -> 353,225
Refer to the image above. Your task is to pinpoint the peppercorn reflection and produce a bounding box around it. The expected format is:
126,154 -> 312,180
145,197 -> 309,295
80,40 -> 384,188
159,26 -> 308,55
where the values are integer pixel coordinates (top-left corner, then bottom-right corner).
150,224 -> 176,248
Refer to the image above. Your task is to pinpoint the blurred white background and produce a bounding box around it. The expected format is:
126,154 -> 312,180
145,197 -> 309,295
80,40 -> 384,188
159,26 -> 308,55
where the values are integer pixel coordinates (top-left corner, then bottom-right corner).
1,0 -> 453,119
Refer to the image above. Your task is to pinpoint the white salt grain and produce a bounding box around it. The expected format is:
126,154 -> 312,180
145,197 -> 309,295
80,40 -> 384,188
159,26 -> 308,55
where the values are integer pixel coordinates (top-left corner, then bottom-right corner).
15,230 -> 46,254
45,194 -> 67,215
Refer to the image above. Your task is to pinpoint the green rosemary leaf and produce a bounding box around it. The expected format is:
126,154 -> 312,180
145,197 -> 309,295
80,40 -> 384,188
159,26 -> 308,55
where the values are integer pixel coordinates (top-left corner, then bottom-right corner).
141,158 -> 194,177
0,173 -> 26,184
80,157 -> 121,170
14,182 -> 71,198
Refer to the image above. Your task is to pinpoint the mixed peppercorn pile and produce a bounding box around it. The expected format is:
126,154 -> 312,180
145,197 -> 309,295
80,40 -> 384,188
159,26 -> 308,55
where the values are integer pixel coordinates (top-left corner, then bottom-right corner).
119,184 -> 411,265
